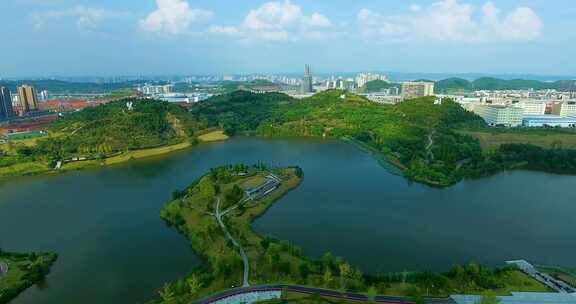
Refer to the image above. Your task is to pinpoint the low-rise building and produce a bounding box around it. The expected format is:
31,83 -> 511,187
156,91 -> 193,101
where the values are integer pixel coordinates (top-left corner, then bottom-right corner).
361,93 -> 402,104
522,115 -> 576,128
472,104 -> 523,127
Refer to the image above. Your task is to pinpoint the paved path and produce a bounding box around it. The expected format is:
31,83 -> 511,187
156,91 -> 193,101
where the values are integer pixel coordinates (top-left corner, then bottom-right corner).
193,285 -> 456,304
0,262 -> 8,277
214,198 -> 250,287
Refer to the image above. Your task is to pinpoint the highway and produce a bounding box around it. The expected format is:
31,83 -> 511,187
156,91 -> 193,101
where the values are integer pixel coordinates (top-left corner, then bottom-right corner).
193,284 -> 456,304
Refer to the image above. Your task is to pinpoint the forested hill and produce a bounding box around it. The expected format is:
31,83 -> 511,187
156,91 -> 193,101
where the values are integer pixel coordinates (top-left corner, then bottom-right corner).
32,99 -> 202,159
194,90 -> 487,186
435,77 -> 576,93
190,90 -> 295,135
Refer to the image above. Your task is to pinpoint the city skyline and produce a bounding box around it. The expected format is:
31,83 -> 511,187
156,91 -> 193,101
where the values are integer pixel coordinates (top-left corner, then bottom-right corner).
2,0 -> 576,77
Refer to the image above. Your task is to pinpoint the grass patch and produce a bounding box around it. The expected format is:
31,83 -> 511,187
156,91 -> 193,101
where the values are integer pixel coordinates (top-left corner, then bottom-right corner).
462,130 -> 576,150
103,142 -> 192,165
0,160 -> 51,178
198,130 -> 229,142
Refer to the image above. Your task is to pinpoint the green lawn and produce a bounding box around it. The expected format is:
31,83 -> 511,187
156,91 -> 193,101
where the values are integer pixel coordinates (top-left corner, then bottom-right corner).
462,129 -> 576,150
6,131 -> 47,141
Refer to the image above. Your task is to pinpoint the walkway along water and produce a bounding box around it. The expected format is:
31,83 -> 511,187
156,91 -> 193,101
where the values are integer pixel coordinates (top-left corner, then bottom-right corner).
193,285 -> 456,304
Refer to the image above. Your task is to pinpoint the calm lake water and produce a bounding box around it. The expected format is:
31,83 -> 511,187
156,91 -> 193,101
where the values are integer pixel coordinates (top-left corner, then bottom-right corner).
1,137 -> 575,303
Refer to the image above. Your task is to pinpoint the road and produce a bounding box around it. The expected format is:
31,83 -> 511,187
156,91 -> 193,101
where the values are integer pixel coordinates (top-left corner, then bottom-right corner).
193,284 -> 456,304
214,198 -> 251,287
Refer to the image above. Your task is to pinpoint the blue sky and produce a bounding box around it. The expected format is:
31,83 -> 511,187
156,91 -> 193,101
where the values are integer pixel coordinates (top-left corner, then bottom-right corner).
2,0 -> 576,77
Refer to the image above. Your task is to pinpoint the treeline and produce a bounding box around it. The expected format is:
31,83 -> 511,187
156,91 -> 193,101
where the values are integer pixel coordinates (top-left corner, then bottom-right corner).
0,80 -> 142,94
435,77 -> 576,93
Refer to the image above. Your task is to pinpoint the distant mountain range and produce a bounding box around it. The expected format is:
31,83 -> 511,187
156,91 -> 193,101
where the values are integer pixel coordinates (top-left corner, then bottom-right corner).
434,77 -> 576,93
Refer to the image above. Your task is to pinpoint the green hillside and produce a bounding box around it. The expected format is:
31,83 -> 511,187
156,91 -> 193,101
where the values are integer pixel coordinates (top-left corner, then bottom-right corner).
193,90 -> 487,186
0,99 -> 203,175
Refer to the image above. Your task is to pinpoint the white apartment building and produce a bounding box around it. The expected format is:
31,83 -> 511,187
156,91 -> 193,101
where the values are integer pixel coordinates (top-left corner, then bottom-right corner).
356,73 -> 388,88
551,102 -> 576,117
138,84 -> 173,96
515,101 -> 546,115
472,104 -> 523,127
401,82 -> 435,99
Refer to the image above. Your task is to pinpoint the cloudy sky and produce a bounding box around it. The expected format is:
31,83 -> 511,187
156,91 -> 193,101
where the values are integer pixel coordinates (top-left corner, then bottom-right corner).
2,0 -> 575,77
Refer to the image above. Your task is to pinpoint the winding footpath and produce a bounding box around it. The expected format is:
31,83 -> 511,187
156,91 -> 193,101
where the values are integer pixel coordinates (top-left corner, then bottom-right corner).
214,198 -> 251,288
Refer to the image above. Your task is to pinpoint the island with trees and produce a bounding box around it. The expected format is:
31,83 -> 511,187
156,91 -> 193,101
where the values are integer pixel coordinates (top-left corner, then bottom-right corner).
153,164 -> 548,303
0,250 -> 57,304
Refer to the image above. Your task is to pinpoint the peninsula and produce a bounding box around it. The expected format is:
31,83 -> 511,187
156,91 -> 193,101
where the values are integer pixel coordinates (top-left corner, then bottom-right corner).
154,165 -> 548,303
0,250 -> 57,304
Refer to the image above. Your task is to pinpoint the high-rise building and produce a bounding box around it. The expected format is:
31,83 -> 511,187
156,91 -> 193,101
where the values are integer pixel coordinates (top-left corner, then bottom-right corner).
17,85 -> 39,115
301,64 -> 314,94
0,87 -> 15,120
401,82 -> 435,99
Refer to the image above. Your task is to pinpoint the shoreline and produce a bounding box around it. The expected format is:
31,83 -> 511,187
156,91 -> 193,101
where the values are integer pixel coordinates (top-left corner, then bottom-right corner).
0,131 -> 230,180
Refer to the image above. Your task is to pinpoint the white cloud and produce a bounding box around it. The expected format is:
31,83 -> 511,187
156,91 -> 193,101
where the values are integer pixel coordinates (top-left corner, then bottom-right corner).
210,0 -> 334,42
31,6 -> 124,32
140,0 -> 213,35
358,0 -> 543,43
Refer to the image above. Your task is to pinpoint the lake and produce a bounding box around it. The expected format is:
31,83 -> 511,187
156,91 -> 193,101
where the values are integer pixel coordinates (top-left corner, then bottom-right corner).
1,137 -> 575,303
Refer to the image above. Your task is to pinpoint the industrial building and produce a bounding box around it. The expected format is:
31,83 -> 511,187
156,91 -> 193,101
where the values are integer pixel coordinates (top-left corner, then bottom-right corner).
523,115 -> 576,128
472,104 -> 524,127
401,82 -> 435,99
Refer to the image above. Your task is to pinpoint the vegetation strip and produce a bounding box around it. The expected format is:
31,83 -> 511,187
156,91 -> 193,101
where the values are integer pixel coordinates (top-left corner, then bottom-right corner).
4,90 -> 576,186
0,250 -> 57,304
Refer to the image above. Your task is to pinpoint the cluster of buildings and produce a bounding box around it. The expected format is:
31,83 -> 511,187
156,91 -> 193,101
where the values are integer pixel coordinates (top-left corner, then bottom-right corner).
0,85 -> 41,121
137,84 -> 173,95
458,95 -> 576,128
295,65 -> 434,103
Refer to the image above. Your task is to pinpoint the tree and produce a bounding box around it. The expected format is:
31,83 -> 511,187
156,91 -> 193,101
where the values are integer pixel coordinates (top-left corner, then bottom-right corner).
323,269 -> 333,288
367,286 -> 378,303
186,274 -> 203,296
481,291 -> 500,304
339,263 -> 352,290
158,283 -> 175,303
